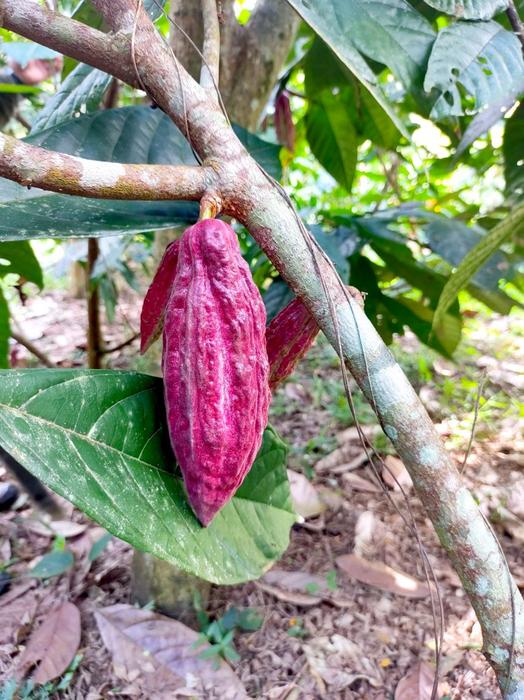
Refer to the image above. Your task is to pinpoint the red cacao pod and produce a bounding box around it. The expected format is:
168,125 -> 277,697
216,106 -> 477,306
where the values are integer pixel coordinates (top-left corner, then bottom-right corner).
163,219 -> 270,526
266,297 -> 319,390
140,240 -> 180,354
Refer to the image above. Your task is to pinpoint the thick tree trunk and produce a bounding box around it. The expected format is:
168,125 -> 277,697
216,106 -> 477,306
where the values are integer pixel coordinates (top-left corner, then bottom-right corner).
170,0 -> 299,129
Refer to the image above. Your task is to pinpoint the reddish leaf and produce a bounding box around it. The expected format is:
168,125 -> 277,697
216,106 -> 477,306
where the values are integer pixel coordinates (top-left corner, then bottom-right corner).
336,554 -> 431,599
274,91 -> 296,153
16,602 -> 81,683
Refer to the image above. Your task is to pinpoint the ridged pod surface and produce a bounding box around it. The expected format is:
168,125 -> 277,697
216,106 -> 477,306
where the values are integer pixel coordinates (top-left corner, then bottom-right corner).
163,219 -> 270,526
266,297 -> 320,390
140,240 -> 180,354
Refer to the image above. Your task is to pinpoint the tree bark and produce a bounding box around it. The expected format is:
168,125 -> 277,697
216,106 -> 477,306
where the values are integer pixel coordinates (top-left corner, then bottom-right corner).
170,0 -> 299,129
2,1 -> 524,694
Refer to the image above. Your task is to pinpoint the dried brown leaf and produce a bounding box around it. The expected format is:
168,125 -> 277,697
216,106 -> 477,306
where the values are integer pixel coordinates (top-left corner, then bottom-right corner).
382,456 -> 413,492
507,480 -> 524,519
394,661 -> 435,699
259,570 -> 352,608
304,634 -> 382,691
0,582 -> 39,645
336,554 -> 431,599
23,519 -> 87,538
353,510 -> 377,557
335,424 -> 381,445
95,604 -> 247,699
343,472 -> 381,493
16,602 -> 81,683
287,469 -> 325,519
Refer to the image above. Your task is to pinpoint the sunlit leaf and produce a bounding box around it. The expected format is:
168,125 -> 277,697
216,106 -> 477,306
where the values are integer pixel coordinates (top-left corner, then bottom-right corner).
0,370 -> 295,584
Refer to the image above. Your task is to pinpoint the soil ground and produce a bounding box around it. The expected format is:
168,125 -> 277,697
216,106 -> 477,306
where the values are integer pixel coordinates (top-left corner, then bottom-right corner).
0,285 -> 523,699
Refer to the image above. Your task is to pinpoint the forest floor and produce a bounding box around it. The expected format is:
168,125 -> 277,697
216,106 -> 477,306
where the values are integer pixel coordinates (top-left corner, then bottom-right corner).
0,285 -> 523,699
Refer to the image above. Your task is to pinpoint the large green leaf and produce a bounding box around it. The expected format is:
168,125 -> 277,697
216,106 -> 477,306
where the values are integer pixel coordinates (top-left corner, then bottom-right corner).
425,217 -> 516,291
0,107 -> 280,241
504,101 -> 524,201
32,63 -> 113,134
382,295 -> 461,357
431,205 -> 524,331
425,21 -> 524,119
304,39 -> 401,149
0,241 -> 43,288
423,0 -> 509,19
0,288 -> 8,369
0,370 -> 295,584
286,0 -> 424,136
305,91 -> 358,191
289,0 -> 435,90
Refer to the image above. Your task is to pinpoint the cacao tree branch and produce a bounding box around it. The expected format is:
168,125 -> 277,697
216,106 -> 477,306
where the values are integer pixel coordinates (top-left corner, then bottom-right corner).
0,133 -> 211,201
0,1 -> 138,86
507,0 -> 524,50
200,0 -> 220,90
2,1 -> 524,693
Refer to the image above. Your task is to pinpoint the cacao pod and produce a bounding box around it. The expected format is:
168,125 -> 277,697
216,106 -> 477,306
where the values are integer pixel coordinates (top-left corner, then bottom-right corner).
140,240 -> 180,354
163,219 -> 270,526
266,297 -> 319,390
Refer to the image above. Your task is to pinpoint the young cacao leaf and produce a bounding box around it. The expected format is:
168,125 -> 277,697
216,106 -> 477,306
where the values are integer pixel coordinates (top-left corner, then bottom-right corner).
266,297 -> 320,390
274,91 -> 296,153
163,219 -> 270,526
140,240 -> 180,353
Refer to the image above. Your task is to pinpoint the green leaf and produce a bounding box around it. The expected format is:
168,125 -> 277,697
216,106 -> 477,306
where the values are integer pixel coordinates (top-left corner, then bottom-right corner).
0,242 -> 43,288
306,91 -> 358,191
286,0 -> 426,136
304,39 -> 401,149
289,0 -> 435,90
425,218 -> 516,291
0,370 -> 295,584
30,550 -> 74,579
0,288 -> 9,369
455,82 -> 524,157
0,107 -> 280,241
422,0 -> 509,19
504,101 -> 524,201
88,532 -> 112,562
32,63 -> 113,134
432,204 -> 524,331
232,125 -> 282,181
383,295 -> 462,356
0,83 -> 40,95
424,21 -> 524,119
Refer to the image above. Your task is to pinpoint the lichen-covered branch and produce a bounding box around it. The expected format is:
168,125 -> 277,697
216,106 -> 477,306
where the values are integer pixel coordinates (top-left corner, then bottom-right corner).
0,133 -> 210,200
2,0 -> 524,694
200,0 -> 220,90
